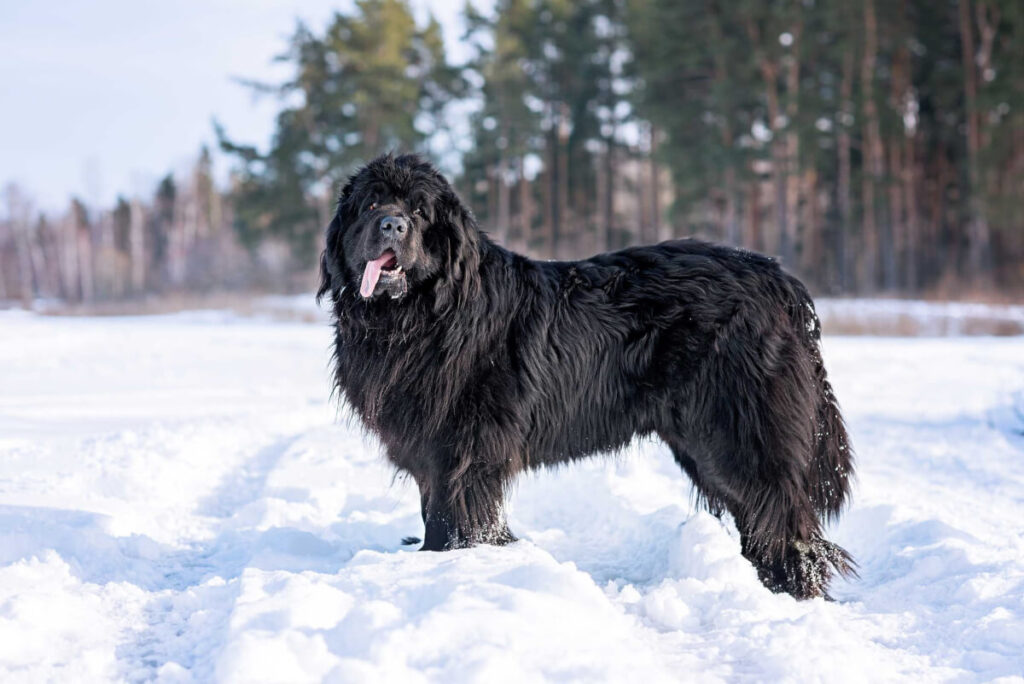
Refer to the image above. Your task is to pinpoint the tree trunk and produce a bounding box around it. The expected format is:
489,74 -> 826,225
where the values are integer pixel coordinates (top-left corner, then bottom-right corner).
883,9 -> 911,292
518,156 -> 532,254
61,213 -> 79,301
486,166 -> 498,235
959,0 -> 992,283
746,18 -> 789,263
557,103 -> 570,257
903,134 -> 919,291
761,64 -> 788,261
745,13 -> 790,264
543,127 -> 556,258
860,0 -> 883,291
77,217 -> 94,303
39,221 -> 62,299
800,168 -> 821,283
597,139 -> 614,253
723,166 -> 740,245
637,146 -> 649,246
651,124 -> 667,243
97,210 -> 116,299
0,229 -> 7,300
28,220 -> 51,298
928,155 -> 951,284
130,200 -> 145,293
496,162 -> 510,247
12,220 -> 35,306
888,139 -> 904,290
837,45 -> 854,291
710,4 -> 740,246
496,123 -> 511,246
745,179 -> 762,252
784,17 -> 803,266
5,186 -> 35,306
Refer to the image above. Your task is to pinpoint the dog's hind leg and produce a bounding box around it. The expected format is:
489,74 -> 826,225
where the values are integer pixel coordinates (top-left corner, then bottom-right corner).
662,441 -> 729,520
667,435 -> 853,599
724,473 -> 855,600
668,308 -> 856,599
665,439 -> 804,588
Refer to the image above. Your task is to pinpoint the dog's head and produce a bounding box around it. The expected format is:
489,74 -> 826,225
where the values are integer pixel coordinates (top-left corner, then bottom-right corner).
318,154 -> 480,308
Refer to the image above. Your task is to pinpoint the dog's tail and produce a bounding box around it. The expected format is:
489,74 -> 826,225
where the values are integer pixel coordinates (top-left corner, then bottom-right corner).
785,276 -> 854,522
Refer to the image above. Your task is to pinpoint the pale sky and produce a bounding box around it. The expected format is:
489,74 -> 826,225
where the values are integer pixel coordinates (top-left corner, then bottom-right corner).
0,0 -> 484,215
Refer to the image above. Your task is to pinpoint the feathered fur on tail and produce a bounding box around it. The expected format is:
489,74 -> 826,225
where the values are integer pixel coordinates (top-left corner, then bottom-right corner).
787,277 -> 854,522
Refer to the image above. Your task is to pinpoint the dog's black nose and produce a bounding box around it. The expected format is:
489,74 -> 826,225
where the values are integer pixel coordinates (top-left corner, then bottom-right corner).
380,216 -> 408,237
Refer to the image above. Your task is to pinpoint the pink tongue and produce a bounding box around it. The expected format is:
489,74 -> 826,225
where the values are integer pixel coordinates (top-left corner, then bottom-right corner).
360,251 -> 395,298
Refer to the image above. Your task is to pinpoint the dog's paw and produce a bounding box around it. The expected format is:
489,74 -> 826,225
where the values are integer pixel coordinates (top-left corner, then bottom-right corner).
758,538 -> 857,600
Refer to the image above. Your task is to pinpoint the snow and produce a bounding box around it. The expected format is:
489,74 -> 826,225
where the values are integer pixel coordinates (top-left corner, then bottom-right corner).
1,305 -> 1023,683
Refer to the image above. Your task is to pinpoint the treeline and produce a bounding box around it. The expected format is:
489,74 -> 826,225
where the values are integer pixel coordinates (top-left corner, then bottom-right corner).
2,0 -> 1020,303
0,150 -> 299,306
459,0 -> 1022,293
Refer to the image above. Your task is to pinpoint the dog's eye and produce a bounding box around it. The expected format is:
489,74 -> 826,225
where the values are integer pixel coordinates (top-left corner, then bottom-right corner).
412,207 -> 422,217
368,202 -> 377,212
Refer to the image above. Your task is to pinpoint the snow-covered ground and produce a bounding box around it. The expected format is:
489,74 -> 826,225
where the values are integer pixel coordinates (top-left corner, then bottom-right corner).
1,305 -> 1022,683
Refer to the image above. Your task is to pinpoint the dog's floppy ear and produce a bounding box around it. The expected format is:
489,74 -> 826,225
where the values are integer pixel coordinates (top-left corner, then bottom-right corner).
316,176 -> 360,304
316,213 -> 343,304
315,249 -> 332,304
434,189 -> 482,311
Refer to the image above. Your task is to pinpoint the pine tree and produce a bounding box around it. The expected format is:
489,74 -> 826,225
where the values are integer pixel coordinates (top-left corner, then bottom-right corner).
218,0 -> 462,265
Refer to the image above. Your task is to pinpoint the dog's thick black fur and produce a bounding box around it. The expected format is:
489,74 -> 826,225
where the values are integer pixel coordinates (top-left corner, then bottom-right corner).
318,153 -> 855,600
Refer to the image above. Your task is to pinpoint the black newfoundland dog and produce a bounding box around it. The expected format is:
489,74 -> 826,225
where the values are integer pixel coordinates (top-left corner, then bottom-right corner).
318,153 -> 855,600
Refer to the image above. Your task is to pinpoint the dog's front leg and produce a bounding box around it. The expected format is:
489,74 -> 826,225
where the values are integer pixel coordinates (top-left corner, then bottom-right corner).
420,464 -> 515,551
